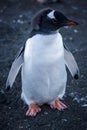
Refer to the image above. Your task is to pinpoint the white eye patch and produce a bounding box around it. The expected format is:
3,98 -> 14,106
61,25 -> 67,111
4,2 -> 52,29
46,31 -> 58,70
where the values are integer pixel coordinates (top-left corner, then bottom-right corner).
47,10 -> 55,19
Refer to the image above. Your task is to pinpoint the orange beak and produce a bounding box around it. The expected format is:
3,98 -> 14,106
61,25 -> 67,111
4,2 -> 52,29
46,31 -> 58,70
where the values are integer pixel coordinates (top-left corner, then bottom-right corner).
66,21 -> 78,26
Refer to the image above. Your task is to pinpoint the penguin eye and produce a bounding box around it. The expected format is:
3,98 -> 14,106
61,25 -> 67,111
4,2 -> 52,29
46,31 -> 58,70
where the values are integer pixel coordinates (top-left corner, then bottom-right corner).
52,19 -> 57,24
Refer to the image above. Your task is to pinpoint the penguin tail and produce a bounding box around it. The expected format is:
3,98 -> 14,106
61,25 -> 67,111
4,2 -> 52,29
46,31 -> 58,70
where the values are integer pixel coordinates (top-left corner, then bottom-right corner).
6,47 -> 24,91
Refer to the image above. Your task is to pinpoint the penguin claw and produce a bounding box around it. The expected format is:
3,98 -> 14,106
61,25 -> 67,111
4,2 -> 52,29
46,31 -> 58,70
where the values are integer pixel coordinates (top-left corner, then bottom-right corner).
26,104 -> 41,116
50,98 -> 67,111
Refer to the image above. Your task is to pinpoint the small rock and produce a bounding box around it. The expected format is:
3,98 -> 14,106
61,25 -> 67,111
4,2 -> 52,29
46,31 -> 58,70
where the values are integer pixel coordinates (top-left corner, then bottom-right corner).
19,126 -> 23,129
0,9 -> 3,13
80,97 -> 86,101
74,48 -> 78,52
12,20 -> 16,23
19,14 -> 23,18
82,104 -> 87,107
17,19 -> 24,24
44,111 -> 48,115
73,97 -> 80,103
9,107 -> 11,110
74,29 -> 78,33
69,92 -> 75,98
62,119 -> 67,122
81,75 -> 84,78
0,19 -> 2,22
69,37 -> 73,40
64,26 -> 69,29
64,37 -> 67,41
72,6 -> 78,10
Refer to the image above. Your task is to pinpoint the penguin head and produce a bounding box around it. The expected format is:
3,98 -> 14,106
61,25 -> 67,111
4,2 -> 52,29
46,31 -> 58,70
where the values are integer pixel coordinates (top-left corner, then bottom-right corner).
31,8 -> 78,33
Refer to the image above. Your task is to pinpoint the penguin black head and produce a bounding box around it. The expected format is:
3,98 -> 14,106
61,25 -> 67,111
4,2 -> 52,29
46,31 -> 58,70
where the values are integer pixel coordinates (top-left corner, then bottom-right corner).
31,8 -> 78,33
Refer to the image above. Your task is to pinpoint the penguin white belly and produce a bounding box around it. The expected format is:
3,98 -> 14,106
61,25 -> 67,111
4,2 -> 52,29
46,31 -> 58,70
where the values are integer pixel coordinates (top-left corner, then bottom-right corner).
21,33 -> 67,105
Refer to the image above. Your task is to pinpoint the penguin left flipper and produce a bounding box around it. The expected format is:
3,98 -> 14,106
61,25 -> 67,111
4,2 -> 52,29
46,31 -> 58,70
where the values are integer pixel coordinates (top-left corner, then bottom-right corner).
64,44 -> 80,79
6,46 -> 24,90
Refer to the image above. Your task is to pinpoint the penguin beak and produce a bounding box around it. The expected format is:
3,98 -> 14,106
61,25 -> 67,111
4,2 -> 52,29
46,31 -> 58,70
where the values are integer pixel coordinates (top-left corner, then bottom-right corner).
65,20 -> 78,26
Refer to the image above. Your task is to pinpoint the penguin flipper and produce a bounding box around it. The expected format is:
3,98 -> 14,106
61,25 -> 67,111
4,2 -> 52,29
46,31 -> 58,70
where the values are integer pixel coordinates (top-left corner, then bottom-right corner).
6,46 -> 24,90
64,45 -> 80,79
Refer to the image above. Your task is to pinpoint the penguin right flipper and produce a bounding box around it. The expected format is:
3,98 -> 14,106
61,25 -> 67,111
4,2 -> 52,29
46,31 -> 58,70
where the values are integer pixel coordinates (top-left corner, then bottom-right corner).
64,44 -> 80,79
6,46 -> 24,90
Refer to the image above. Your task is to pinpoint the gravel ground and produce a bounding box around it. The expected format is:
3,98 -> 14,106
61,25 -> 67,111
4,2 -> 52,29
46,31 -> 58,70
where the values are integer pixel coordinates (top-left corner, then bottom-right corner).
0,0 -> 87,130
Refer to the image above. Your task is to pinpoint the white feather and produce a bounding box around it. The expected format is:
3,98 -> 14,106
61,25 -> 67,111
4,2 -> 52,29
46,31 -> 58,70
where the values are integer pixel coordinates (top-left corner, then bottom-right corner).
22,32 -> 67,105
47,10 -> 55,19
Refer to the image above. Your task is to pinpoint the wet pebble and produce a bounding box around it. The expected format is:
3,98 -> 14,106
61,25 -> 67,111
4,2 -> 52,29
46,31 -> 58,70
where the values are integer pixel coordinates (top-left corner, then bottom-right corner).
0,9 -> 4,13
12,20 -> 16,23
81,75 -> 84,78
80,97 -> 87,102
72,6 -> 78,10
69,92 -> 78,98
61,119 -> 67,122
82,104 -> 87,107
19,14 -> 23,18
9,107 -> 11,110
19,126 -> 24,129
0,19 -> 2,22
44,111 -> 48,115
73,97 -> 80,103
74,29 -> 78,33
17,19 -> 24,24
69,92 -> 87,104
64,26 -> 69,29
69,37 -> 73,40
64,37 -> 67,41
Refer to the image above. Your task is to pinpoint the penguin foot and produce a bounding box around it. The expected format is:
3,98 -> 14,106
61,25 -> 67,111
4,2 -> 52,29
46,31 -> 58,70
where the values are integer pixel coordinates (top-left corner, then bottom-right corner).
26,104 -> 41,116
50,98 -> 67,111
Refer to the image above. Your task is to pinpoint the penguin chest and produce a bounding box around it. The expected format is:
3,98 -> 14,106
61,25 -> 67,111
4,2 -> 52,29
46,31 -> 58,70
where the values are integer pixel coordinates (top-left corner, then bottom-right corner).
22,33 -> 67,103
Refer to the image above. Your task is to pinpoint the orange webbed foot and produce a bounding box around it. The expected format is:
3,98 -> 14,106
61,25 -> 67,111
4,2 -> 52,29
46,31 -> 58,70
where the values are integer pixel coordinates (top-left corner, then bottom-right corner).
26,104 -> 41,116
50,98 -> 67,111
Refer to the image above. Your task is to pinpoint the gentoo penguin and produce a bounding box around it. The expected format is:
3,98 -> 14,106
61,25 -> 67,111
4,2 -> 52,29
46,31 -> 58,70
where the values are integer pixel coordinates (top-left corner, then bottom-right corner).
6,8 -> 79,116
